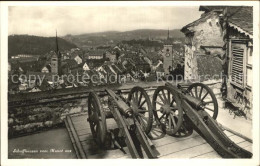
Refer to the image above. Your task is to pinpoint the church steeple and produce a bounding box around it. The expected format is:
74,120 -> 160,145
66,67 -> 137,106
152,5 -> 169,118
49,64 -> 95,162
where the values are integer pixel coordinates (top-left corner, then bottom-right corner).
54,30 -> 62,76
56,30 -> 59,54
167,28 -> 170,40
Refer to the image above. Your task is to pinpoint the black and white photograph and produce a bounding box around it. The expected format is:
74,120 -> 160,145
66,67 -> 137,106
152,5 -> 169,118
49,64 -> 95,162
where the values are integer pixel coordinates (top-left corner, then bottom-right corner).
1,1 -> 259,165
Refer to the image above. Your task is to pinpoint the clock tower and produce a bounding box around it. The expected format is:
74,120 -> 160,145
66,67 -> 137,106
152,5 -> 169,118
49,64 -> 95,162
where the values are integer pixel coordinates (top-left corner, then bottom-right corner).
162,44 -> 173,75
162,28 -> 173,75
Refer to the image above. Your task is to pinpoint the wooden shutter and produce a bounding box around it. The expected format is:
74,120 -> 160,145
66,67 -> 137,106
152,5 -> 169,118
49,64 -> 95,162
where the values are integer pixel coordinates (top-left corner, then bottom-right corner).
230,43 -> 246,88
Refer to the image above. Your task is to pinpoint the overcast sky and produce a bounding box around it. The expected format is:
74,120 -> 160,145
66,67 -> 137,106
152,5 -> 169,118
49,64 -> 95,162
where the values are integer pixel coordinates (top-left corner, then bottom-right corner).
9,6 -> 202,37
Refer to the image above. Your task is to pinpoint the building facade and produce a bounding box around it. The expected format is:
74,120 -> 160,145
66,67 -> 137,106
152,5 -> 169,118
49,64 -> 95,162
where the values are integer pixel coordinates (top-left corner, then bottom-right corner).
181,10 -> 223,80
162,45 -> 174,75
182,6 -> 253,117
50,52 -> 58,74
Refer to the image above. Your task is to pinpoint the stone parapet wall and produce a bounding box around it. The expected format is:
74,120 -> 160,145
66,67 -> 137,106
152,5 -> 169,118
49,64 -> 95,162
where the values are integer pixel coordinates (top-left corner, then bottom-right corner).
8,98 -> 88,138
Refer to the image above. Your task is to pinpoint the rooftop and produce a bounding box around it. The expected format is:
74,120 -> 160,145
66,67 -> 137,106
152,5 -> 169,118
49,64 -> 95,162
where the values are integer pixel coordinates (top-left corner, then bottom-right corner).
200,6 -> 253,36
182,6 -> 253,38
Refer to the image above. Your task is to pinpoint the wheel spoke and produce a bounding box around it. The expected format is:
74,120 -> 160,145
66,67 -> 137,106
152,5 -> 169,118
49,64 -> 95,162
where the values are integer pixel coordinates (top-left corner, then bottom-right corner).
159,113 -> 166,120
138,113 -> 148,121
134,91 -> 138,103
139,100 -> 146,108
161,90 -> 168,104
163,115 -> 169,125
204,106 -> 214,112
195,87 -> 198,98
170,114 -> 177,127
138,116 -> 147,128
158,94 -> 166,104
203,101 -> 213,105
170,106 -> 178,110
138,109 -> 148,113
168,116 -> 172,129
155,101 -> 164,106
168,91 -> 171,104
199,86 -> 203,99
138,93 -> 143,105
170,98 -> 175,106
201,91 -> 209,101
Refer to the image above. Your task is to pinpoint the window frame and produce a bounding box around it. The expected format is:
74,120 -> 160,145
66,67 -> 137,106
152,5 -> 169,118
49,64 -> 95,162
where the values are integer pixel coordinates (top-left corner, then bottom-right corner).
229,40 -> 247,89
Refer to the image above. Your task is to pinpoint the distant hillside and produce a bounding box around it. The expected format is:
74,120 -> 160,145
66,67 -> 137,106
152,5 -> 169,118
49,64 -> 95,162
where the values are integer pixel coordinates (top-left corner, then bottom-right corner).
63,29 -> 184,48
8,35 -> 78,58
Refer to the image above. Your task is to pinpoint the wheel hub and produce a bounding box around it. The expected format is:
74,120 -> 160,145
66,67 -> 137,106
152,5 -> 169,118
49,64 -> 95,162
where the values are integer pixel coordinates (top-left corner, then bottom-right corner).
161,104 -> 171,115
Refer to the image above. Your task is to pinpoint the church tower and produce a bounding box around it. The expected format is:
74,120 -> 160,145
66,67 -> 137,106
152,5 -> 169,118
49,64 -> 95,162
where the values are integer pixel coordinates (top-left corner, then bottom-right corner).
51,51 -> 58,74
163,28 -> 173,75
162,45 -> 173,75
51,31 -> 62,75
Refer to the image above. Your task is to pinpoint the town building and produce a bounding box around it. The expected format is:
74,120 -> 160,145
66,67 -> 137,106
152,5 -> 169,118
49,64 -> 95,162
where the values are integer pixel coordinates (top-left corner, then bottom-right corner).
41,66 -> 50,73
49,32 -> 62,75
181,8 -> 224,80
82,62 -> 90,71
41,63 -> 51,73
86,50 -> 105,60
162,44 -> 174,75
73,55 -> 83,64
50,51 -> 58,74
160,29 -> 174,75
61,59 -> 79,74
181,6 -> 253,117
106,51 -> 117,63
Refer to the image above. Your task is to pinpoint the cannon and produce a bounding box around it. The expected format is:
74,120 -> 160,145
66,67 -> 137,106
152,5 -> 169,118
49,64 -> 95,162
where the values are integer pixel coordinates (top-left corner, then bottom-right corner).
87,86 -> 158,158
86,82 -> 252,159
151,82 -> 252,158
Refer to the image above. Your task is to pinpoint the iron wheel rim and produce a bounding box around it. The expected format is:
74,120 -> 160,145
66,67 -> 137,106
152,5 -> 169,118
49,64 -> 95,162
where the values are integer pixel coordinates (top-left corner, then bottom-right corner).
187,83 -> 218,119
127,86 -> 153,134
88,91 -> 107,146
152,86 -> 183,136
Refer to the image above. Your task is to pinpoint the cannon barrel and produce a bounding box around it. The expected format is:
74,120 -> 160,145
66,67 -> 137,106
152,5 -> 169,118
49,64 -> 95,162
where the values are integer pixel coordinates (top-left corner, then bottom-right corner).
105,89 -> 132,116
165,82 -> 203,110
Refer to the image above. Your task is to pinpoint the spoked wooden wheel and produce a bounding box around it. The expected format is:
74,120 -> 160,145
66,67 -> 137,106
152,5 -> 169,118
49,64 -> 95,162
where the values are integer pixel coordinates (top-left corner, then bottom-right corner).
88,91 -> 107,146
152,86 -> 183,136
127,86 -> 153,134
187,83 -> 218,119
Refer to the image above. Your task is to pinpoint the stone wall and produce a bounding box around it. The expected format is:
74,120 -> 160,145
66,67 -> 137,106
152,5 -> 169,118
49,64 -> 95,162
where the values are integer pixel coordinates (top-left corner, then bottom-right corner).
184,13 -> 224,81
184,45 -> 198,80
8,98 -> 88,138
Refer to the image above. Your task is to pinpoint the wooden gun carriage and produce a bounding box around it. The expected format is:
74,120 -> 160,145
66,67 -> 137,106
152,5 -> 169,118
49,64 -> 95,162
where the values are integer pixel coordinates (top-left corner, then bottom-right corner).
86,82 -> 252,159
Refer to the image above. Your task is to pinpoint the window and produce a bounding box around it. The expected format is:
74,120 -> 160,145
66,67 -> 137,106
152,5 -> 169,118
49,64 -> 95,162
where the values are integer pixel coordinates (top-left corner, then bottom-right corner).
230,43 -> 246,88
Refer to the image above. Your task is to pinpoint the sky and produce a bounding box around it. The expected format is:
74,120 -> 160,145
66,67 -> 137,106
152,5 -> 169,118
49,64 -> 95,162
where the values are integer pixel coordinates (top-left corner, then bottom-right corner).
8,6 -> 203,37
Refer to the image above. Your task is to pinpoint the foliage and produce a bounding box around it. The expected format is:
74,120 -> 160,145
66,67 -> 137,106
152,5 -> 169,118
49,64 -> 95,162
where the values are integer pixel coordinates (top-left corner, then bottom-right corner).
8,35 -> 78,58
